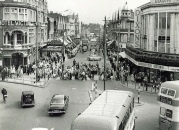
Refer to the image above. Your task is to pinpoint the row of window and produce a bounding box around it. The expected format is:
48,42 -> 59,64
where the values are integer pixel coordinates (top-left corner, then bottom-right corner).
119,98 -> 134,130
161,87 -> 176,97
13,0 -> 48,11
4,8 -> 46,23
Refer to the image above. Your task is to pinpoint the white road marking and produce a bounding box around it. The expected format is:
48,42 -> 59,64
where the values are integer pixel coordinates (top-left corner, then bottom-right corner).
72,88 -> 76,89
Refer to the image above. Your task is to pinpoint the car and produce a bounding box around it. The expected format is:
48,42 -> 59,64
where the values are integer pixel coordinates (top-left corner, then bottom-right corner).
31,128 -> 54,130
87,54 -> 102,61
48,94 -> 69,115
21,91 -> 35,107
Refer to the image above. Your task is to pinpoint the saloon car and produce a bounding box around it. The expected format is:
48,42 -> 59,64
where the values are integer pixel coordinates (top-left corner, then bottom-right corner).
21,91 -> 35,107
87,54 -> 102,61
48,94 -> 69,115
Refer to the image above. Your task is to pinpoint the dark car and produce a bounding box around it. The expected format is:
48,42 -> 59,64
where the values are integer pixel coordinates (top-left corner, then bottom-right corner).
48,95 -> 69,115
21,91 -> 35,107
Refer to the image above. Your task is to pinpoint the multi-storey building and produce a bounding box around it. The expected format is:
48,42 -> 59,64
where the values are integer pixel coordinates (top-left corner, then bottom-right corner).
0,0 -> 48,68
125,0 -> 179,81
81,23 -> 90,38
108,2 -> 134,49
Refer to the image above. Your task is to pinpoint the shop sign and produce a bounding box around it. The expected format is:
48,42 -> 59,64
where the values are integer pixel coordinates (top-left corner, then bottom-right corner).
150,0 -> 179,4
134,8 -> 141,48
0,20 -> 30,26
138,62 -> 153,68
168,67 -> 179,72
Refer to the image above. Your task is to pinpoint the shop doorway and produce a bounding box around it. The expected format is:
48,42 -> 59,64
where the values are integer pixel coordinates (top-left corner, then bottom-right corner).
12,53 -> 23,70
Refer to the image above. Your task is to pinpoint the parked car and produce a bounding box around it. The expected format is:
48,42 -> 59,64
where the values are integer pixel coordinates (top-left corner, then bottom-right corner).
31,128 -> 54,130
21,91 -> 35,107
48,94 -> 69,115
87,54 -> 102,61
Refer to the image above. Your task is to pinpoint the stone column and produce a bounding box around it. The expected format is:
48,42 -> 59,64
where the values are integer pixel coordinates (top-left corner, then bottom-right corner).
148,14 -> 155,51
14,33 -> 17,45
176,13 -> 179,54
147,15 -> 149,51
170,13 -> 175,53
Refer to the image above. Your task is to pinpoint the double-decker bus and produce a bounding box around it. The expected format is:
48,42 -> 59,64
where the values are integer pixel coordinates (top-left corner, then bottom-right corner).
71,90 -> 135,130
157,81 -> 179,130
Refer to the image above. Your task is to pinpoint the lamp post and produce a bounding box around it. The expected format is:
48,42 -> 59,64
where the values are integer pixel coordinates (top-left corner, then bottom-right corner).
62,24 -> 66,77
103,16 -> 107,91
35,7 -> 39,82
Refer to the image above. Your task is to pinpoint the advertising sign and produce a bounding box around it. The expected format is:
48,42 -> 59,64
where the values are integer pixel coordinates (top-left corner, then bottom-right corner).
0,20 -> 30,26
134,8 -> 141,48
150,0 -> 179,4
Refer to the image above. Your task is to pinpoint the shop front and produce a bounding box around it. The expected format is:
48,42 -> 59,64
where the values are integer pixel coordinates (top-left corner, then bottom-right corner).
2,50 -> 29,68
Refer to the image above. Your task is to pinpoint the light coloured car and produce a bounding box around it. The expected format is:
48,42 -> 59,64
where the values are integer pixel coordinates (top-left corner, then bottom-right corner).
48,94 -> 69,115
31,128 -> 54,130
87,54 -> 102,61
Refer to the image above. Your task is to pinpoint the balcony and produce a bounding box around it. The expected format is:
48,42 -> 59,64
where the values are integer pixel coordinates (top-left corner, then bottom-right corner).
125,46 -> 179,67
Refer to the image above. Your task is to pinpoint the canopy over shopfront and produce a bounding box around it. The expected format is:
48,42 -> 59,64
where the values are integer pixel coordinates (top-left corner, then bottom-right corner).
107,40 -> 116,47
119,51 -> 126,58
47,39 -> 63,46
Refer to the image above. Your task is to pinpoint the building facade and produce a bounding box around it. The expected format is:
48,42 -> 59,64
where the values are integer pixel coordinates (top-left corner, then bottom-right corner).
0,0 -> 48,68
124,0 -> 179,81
108,2 -> 134,49
140,0 -> 179,54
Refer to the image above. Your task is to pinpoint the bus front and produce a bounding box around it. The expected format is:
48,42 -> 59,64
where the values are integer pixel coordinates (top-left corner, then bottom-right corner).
157,84 -> 179,130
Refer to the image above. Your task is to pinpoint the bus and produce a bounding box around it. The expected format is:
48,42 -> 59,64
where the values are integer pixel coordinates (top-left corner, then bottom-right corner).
71,90 -> 135,130
157,81 -> 179,130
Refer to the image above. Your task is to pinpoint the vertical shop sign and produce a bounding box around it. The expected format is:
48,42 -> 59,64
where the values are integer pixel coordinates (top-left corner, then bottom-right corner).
134,8 -> 141,48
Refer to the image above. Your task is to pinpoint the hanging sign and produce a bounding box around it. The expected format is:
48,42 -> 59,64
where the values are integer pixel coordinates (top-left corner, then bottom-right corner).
134,8 -> 141,48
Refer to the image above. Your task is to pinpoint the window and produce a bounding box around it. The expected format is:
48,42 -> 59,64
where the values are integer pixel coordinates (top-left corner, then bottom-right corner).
166,109 -> 172,118
167,89 -> 175,97
161,87 -> 168,94
4,8 -> 10,13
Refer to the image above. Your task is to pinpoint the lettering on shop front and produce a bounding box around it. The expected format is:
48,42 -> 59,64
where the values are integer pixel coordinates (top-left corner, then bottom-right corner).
0,20 -> 30,26
134,8 -> 141,48
150,0 -> 178,4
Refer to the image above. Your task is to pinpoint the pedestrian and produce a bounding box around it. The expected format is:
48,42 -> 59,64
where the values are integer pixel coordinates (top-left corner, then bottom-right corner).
138,88 -> 140,103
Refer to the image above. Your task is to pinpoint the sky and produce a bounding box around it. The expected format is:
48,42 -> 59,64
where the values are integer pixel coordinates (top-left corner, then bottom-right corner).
47,0 -> 150,24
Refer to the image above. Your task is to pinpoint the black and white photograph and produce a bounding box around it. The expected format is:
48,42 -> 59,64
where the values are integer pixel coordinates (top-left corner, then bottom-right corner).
0,0 -> 179,130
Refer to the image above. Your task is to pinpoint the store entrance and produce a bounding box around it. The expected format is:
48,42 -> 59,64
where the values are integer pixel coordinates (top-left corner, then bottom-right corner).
12,53 -> 23,70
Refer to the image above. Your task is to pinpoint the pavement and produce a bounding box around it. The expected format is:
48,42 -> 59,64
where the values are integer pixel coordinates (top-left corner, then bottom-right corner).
0,54 -> 68,88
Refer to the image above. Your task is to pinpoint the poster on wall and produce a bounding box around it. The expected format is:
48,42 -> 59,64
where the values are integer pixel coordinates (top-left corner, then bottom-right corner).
134,8 -> 141,48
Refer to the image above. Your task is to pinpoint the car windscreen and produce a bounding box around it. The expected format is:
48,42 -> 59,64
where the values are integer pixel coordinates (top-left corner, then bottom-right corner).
51,98 -> 64,104
24,95 -> 33,102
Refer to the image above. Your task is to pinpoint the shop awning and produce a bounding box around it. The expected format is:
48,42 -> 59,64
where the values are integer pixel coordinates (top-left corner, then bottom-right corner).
59,38 -> 68,46
107,40 -> 114,46
119,51 -> 126,58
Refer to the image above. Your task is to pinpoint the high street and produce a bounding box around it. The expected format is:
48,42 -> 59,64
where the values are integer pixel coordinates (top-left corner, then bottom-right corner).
0,51 -> 159,130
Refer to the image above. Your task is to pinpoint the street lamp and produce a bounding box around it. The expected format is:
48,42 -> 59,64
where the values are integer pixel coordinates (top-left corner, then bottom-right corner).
103,16 -> 107,91
62,24 -> 66,77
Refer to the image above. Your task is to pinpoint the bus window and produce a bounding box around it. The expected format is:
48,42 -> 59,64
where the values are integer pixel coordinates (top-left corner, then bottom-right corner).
167,89 -> 175,97
160,107 -> 166,116
167,98 -> 172,105
161,88 -> 168,94
166,109 -> 172,118
160,96 -> 167,103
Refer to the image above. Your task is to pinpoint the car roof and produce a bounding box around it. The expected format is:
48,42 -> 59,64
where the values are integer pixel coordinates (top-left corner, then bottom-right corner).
53,95 -> 65,99
22,91 -> 34,95
31,128 -> 48,130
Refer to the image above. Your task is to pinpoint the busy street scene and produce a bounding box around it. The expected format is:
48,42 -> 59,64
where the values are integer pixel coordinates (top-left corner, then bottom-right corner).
1,0 -> 179,130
